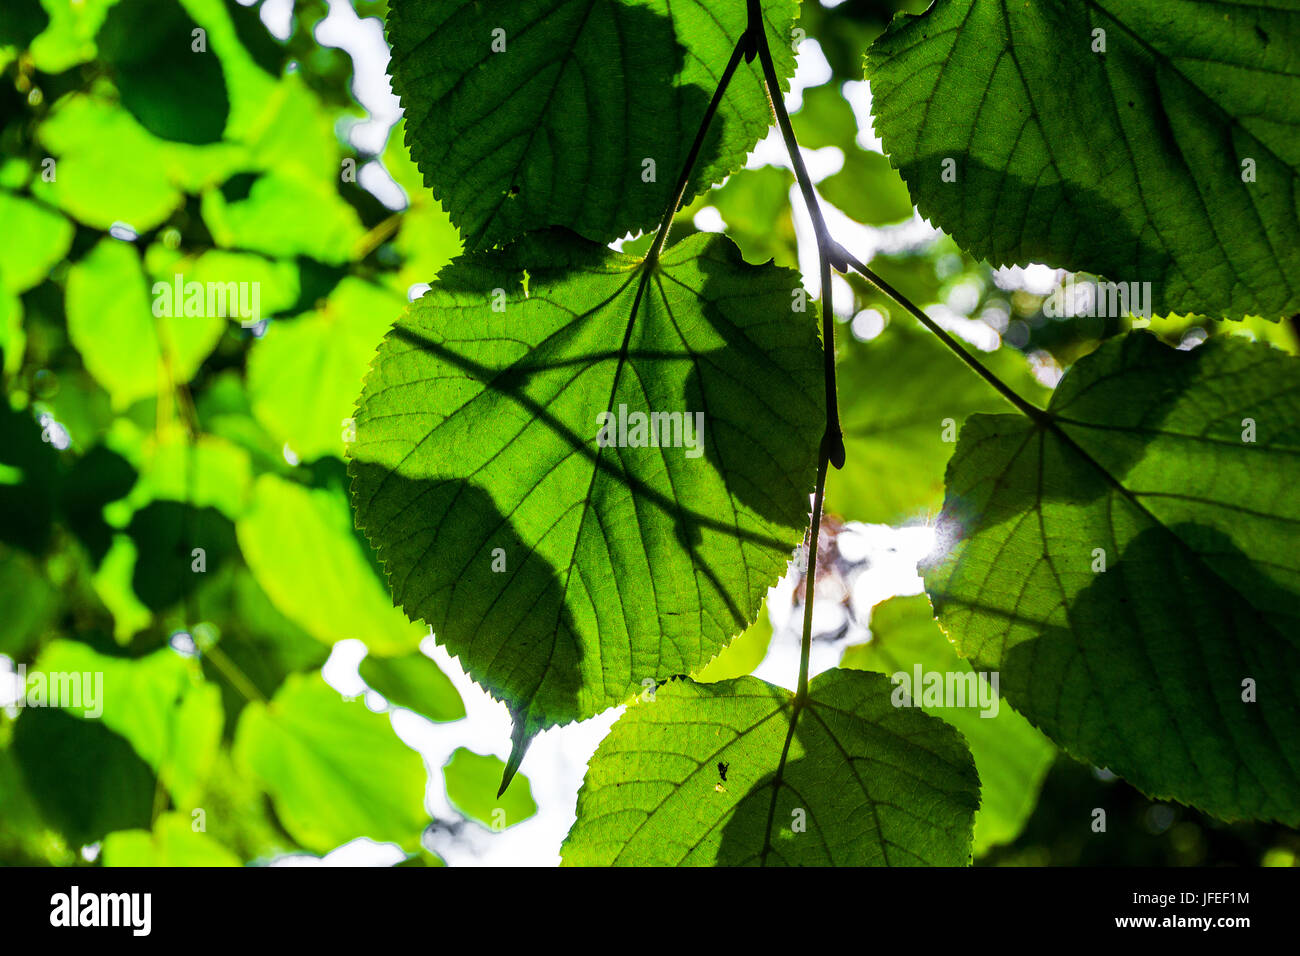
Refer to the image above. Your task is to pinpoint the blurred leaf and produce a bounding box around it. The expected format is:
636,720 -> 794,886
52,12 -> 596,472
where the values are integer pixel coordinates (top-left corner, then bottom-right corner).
442,748 -> 537,829
0,546 -> 56,657
842,594 -> 1055,855
200,172 -> 365,265
561,670 -> 979,865
829,320 -> 1037,523
12,707 -> 155,847
818,148 -> 913,226
34,641 -> 223,807
96,0 -> 230,144
0,191 -> 74,294
127,500 -> 237,611
233,672 -> 430,853
927,333 -> 1300,824
102,812 -> 241,866
709,166 -> 796,268
248,277 -> 404,461
236,474 -> 426,655
360,651 -> 465,723
65,239 -> 224,410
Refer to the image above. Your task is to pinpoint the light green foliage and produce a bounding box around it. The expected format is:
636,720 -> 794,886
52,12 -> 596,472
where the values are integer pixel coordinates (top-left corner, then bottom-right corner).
237,474 -> 427,655
442,748 -> 538,829
233,673 -> 431,853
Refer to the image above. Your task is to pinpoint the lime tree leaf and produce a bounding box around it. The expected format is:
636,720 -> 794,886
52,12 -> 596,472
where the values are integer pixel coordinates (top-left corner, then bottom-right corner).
65,239 -> 224,410
386,0 -> 799,251
842,595 -> 1055,854
828,320 -> 1044,524
360,651 -> 465,723
200,172 -> 366,265
350,230 -> 822,758
248,278 -> 406,462
233,672 -> 430,853
237,474 -> 427,655
868,0 -> 1300,319
0,191 -> 73,294
561,669 -> 980,866
925,332 -> 1300,824
102,812 -> 241,867
442,748 -> 537,830
33,640 -> 223,808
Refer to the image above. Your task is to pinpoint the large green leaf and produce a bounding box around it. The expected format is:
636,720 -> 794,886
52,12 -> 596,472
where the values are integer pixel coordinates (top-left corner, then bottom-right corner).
925,332 -> 1300,824
386,0 -> 799,251
350,230 -> 822,756
561,669 -> 980,866
842,595 -> 1055,854
868,0 -> 1300,319
233,672 -> 430,853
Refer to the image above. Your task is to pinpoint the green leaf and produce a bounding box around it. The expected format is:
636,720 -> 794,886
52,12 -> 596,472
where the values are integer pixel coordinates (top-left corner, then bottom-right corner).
233,672 -> 430,853
561,669 -> 980,866
360,651 -> 465,723
237,474 -> 427,655
102,812 -> 242,867
925,332 -> 1300,824
95,0 -> 230,144
868,0 -> 1300,319
442,748 -> 537,829
248,278 -> 405,462
0,190 -> 73,294
11,708 -> 155,847
350,230 -> 822,750
33,641 -> 223,808
65,239 -> 224,411
32,92 -> 243,232
386,0 -> 799,250
842,595 -> 1055,855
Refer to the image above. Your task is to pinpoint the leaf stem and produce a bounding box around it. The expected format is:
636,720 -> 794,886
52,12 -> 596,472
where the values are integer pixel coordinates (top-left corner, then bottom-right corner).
749,0 -> 845,470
